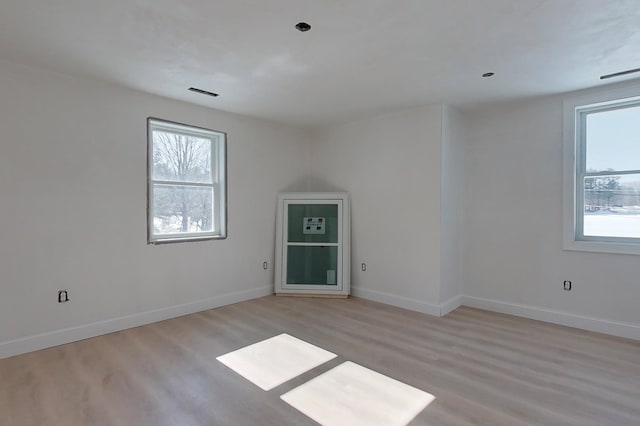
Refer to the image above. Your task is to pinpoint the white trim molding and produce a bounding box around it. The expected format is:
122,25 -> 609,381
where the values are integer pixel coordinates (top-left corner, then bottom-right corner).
0,285 -> 273,360
4,288 -> 637,360
462,295 -> 640,341
440,295 -> 463,317
352,288 -> 463,318
351,287 -> 441,317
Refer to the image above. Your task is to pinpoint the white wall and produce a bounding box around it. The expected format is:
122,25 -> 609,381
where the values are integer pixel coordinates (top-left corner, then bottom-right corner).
3,57 -> 638,358
0,61 -> 310,357
462,90 -> 640,339
307,106 -> 444,315
440,106 -> 465,312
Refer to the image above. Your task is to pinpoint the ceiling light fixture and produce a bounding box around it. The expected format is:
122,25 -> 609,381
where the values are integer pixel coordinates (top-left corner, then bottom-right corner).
600,67 -> 640,80
482,72 -> 495,78
188,87 -> 219,97
295,22 -> 311,32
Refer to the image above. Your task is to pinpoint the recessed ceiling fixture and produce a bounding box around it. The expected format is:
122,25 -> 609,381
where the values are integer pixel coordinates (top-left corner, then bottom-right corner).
600,67 -> 640,80
295,22 -> 311,32
482,72 -> 495,78
188,87 -> 219,97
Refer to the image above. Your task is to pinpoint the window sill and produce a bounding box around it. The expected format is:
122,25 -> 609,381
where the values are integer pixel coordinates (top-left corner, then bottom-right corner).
148,234 -> 227,245
563,240 -> 640,256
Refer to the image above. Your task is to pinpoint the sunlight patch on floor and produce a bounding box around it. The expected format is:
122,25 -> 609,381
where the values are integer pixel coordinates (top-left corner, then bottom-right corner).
216,333 -> 336,390
281,361 -> 435,426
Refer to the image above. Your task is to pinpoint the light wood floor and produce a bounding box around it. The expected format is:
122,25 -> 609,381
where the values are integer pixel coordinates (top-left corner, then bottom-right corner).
1,296 -> 639,425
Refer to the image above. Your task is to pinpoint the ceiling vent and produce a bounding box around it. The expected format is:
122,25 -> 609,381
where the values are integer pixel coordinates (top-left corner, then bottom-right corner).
600,68 -> 640,80
188,87 -> 219,97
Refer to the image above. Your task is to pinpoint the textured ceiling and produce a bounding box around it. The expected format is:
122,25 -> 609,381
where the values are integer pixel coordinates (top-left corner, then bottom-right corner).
1,0 -> 640,126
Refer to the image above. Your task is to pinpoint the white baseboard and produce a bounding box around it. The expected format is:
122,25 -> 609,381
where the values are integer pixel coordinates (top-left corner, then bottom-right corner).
5,287 -> 636,360
351,287 -> 441,317
0,285 -> 273,360
440,295 -> 463,317
462,295 -> 640,341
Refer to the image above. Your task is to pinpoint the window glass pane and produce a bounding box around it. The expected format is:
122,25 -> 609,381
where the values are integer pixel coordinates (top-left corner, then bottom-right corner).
585,105 -> 640,172
287,204 -> 339,243
583,174 -> 640,238
152,130 -> 212,183
153,184 -> 214,235
286,246 -> 338,285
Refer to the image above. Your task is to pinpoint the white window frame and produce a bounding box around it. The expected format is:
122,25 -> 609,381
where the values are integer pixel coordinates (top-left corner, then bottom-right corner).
563,84 -> 640,255
147,118 -> 227,244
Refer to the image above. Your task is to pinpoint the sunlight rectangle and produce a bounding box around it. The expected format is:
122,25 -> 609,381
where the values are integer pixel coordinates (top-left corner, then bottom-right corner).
281,361 -> 435,426
216,334 -> 336,391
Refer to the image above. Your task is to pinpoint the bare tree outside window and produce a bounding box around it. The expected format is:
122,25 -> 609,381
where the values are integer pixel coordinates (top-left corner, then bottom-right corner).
153,132 -> 212,233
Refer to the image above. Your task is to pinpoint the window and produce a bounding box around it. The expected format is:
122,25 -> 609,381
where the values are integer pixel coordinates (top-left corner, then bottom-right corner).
148,118 -> 226,243
563,87 -> 640,254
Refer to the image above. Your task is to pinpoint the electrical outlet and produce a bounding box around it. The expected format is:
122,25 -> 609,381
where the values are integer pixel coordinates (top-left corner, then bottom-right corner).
563,280 -> 572,291
263,261 -> 268,270
361,263 -> 367,272
58,290 -> 70,303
